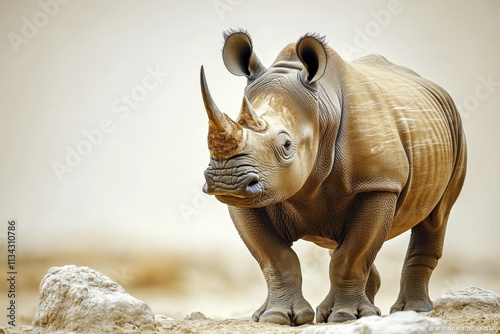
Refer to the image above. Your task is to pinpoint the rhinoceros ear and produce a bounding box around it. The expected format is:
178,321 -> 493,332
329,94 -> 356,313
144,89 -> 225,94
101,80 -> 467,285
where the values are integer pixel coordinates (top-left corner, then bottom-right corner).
296,33 -> 328,83
222,29 -> 265,79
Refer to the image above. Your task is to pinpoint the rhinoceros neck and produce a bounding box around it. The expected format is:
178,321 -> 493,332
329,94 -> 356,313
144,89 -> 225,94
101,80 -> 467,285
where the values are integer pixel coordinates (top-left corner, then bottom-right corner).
321,47 -> 348,97
252,48 -> 346,209
290,66 -> 344,205
306,46 -> 347,190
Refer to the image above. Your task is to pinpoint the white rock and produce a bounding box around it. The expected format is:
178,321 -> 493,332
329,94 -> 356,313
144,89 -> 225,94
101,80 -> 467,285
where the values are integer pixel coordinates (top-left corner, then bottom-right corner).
429,286 -> 500,318
32,265 -> 156,334
301,311 -> 445,334
185,311 -> 208,320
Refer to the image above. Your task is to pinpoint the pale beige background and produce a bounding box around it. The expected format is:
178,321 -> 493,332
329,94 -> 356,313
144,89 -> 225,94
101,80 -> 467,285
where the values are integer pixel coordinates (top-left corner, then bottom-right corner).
0,0 -> 499,324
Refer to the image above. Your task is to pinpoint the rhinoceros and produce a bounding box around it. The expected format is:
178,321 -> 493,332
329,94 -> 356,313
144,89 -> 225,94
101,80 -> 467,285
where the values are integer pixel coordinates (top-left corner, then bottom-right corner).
200,29 -> 467,325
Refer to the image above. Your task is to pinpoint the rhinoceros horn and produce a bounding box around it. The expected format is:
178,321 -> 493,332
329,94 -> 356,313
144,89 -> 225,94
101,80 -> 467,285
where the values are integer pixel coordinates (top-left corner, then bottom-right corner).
200,66 -> 244,157
237,97 -> 267,132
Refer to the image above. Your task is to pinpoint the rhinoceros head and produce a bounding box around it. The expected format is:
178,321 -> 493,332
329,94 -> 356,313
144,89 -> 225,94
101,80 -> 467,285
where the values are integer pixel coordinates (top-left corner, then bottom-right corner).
201,30 -> 328,207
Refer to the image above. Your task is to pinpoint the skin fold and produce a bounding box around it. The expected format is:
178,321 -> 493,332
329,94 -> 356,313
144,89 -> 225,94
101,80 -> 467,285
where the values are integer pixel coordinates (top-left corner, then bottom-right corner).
200,29 -> 467,326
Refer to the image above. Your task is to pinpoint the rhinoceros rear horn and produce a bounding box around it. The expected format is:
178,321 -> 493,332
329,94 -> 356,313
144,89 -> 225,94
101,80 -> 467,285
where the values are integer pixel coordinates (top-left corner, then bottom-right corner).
222,29 -> 265,79
237,96 -> 267,132
296,33 -> 328,83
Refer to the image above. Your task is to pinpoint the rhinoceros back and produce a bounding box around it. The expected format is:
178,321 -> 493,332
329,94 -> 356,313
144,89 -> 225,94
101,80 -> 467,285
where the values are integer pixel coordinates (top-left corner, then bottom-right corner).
329,53 -> 466,238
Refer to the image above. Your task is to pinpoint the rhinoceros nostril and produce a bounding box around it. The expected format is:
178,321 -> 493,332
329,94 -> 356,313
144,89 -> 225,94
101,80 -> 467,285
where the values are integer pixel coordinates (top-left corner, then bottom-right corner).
244,173 -> 259,186
248,180 -> 259,187
243,173 -> 261,196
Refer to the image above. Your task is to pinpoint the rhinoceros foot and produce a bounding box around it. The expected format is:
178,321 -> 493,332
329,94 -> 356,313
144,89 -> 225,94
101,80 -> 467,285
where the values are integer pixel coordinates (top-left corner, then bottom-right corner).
390,295 -> 433,313
316,294 -> 381,323
252,294 -> 314,326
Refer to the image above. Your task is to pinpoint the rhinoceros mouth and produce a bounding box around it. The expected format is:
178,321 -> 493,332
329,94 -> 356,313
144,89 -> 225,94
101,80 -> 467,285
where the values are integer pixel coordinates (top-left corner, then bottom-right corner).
215,194 -> 278,208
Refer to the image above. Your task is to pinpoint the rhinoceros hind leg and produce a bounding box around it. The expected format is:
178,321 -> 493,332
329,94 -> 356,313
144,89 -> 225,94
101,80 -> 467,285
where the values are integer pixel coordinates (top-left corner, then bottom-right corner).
392,135 -> 466,314
390,187 -> 461,313
390,215 -> 441,313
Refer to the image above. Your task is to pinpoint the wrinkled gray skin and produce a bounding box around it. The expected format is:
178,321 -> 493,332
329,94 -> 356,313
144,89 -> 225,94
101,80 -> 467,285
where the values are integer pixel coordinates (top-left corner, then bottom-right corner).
200,30 -> 467,326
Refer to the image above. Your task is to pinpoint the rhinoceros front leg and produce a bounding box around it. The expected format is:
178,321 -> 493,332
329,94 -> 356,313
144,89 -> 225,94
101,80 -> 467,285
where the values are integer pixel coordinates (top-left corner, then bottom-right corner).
317,192 -> 397,323
229,207 -> 314,326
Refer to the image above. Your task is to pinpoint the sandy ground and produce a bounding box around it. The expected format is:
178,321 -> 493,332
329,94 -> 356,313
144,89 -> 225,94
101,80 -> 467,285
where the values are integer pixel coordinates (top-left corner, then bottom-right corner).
155,313 -> 500,334
1,312 -> 499,333
4,247 -> 500,322
1,248 -> 499,333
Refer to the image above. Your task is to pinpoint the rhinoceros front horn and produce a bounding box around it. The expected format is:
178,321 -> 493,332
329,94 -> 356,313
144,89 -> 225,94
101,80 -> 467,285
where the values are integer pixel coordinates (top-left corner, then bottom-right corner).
200,66 -> 244,157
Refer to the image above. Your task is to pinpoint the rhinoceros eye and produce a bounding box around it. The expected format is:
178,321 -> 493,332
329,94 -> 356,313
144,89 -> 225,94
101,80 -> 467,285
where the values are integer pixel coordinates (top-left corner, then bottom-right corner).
277,132 -> 294,161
